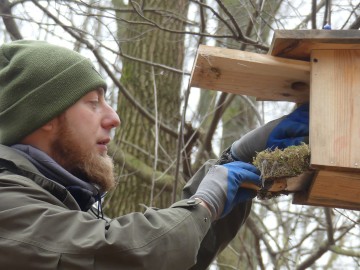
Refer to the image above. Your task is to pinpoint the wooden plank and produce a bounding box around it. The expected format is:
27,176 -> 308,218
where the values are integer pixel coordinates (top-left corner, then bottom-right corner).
190,45 -> 310,103
310,50 -> 360,170
293,170 -> 360,210
270,30 -> 360,61
241,170 -> 314,192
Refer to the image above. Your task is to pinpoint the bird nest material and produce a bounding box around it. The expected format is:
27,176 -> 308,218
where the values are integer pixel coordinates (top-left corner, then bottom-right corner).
253,144 -> 311,199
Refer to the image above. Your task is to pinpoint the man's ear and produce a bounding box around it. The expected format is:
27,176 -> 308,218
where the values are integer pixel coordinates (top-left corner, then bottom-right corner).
20,117 -> 60,151
41,117 -> 60,132
41,121 -> 54,132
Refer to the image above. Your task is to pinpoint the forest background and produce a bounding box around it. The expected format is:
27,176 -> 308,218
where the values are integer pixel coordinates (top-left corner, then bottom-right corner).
1,0 -> 359,269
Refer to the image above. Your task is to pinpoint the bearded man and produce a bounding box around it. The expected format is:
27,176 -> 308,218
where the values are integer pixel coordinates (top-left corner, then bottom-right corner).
0,40 -> 308,269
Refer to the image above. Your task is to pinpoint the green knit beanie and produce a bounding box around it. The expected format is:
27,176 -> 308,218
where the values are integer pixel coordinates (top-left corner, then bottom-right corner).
0,40 -> 107,146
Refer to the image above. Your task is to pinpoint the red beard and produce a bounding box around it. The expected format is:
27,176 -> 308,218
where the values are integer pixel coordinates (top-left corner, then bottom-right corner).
50,116 -> 116,192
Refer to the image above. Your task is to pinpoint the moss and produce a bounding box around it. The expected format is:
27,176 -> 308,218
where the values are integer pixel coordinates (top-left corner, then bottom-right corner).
253,143 -> 311,180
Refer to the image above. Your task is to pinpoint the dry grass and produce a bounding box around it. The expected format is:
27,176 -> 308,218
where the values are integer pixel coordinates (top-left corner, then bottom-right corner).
253,144 -> 311,180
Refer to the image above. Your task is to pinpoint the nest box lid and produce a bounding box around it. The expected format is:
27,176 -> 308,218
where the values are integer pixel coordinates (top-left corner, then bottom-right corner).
269,30 -> 360,61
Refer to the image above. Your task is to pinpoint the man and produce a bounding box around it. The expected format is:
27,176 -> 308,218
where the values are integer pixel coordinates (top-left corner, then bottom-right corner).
0,40 -> 308,269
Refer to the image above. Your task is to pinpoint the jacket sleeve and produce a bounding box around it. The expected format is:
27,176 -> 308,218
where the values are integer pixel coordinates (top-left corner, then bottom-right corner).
182,160 -> 252,270
0,174 -> 211,270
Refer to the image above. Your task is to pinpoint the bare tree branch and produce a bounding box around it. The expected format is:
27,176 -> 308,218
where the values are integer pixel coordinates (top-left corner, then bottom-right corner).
296,240 -> 331,270
215,0 -> 245,39
0,0 -> 22,40
295,0 -> 325,29
246,214 -> 278,265
323,0 -> 331,27
311,0 -> 317,29
190,0 -> 238,38
173,85 -> 190,203
341,1 -> 360,29
330,245 -> 360,258
109,143 -> 174,192
325,208 -> 335,244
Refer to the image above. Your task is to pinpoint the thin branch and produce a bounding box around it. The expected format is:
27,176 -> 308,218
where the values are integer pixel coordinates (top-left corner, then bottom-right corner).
296,210 -> 358,270
12,0 -> 195,25
128,0 -> 268,51
254,235 -> 266,270
215,262 -> 238,270
128,0 -> 248,44
198,0 -> 206,45
348,5 -> 360,29
322,0 -> 331,27
215,0 -> 244,39
329,245 -> 360,258
203,92 -> 228,152
311,0 -> 317,29
173,84 -> 191,203
0,0 -> 23,40
76,14 -> 191,76
278,226 -> 318,254
295,0 -> 325,30
325,208 -> 335,244
239,95 -> 264,126
150,66 -> 159,207
296,240 -> 331,270
190,0 -> 238,38
246,214 -> 278,265
334,208 -> 360,224
109,144 -> 174,192
116,46 -> 190,76
120,139 -> 169,166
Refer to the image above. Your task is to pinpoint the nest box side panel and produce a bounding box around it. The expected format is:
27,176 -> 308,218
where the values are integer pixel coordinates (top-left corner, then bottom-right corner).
310,49 -> 360,170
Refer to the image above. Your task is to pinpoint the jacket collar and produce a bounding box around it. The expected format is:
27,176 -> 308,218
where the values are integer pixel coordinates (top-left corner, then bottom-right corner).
0,144 -> 101,212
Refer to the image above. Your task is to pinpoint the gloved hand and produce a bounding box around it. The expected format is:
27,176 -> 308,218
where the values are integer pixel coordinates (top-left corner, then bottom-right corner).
230,103 -> 309,163
266,103 -> 309,149
191,161 -> 261,221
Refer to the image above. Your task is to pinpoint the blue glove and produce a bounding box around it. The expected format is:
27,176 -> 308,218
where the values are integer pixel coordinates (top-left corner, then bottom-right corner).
230,103 -> 309,163
191,161 -> 261,220
266,103 -> 309,149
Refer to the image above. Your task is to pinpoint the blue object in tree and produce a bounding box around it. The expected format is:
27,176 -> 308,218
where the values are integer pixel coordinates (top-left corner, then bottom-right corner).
266,103 -> 309,150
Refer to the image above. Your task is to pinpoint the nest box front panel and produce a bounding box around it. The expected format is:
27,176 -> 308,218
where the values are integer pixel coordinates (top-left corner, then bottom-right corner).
310,49 -> 360,171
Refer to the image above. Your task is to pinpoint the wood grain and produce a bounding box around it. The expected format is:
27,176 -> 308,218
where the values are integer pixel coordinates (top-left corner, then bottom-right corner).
270,30 -> 360,60
293,170 -> 360,210
190,45 -> 310,103
310,49 -> 360,170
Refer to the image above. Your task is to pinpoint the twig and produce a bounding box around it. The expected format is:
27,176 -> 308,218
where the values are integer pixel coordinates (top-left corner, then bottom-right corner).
150,66 -> 159,207
325,208 -> 335,244
190,0 -> 238,38
329,245 -> 360,258
311,0 -> 317,29
347,2 -> 360,29
173,84 -> 191,203
246,214 -> 278,265
0,0 -> 23,40
215,0 -> 244,39
203,92 -> 228,152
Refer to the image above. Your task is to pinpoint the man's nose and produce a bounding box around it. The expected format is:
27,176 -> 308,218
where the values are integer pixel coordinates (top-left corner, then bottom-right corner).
103,104 -> 121,129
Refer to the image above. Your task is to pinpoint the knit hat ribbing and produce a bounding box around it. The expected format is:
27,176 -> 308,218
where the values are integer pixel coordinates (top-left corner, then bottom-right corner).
0,40 -> 107,146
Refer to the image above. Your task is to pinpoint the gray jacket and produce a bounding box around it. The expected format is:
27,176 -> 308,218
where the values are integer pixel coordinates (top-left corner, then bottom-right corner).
0,144 -> 251,269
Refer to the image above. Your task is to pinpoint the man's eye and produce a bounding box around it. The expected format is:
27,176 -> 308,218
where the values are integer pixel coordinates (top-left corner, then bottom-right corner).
90,100 -> 99,108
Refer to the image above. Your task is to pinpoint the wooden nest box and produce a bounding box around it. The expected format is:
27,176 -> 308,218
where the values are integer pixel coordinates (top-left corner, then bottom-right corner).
190,30 -> 360,211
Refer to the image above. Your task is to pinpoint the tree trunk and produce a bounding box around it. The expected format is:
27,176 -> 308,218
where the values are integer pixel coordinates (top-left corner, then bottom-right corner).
105,0 -> 189,217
